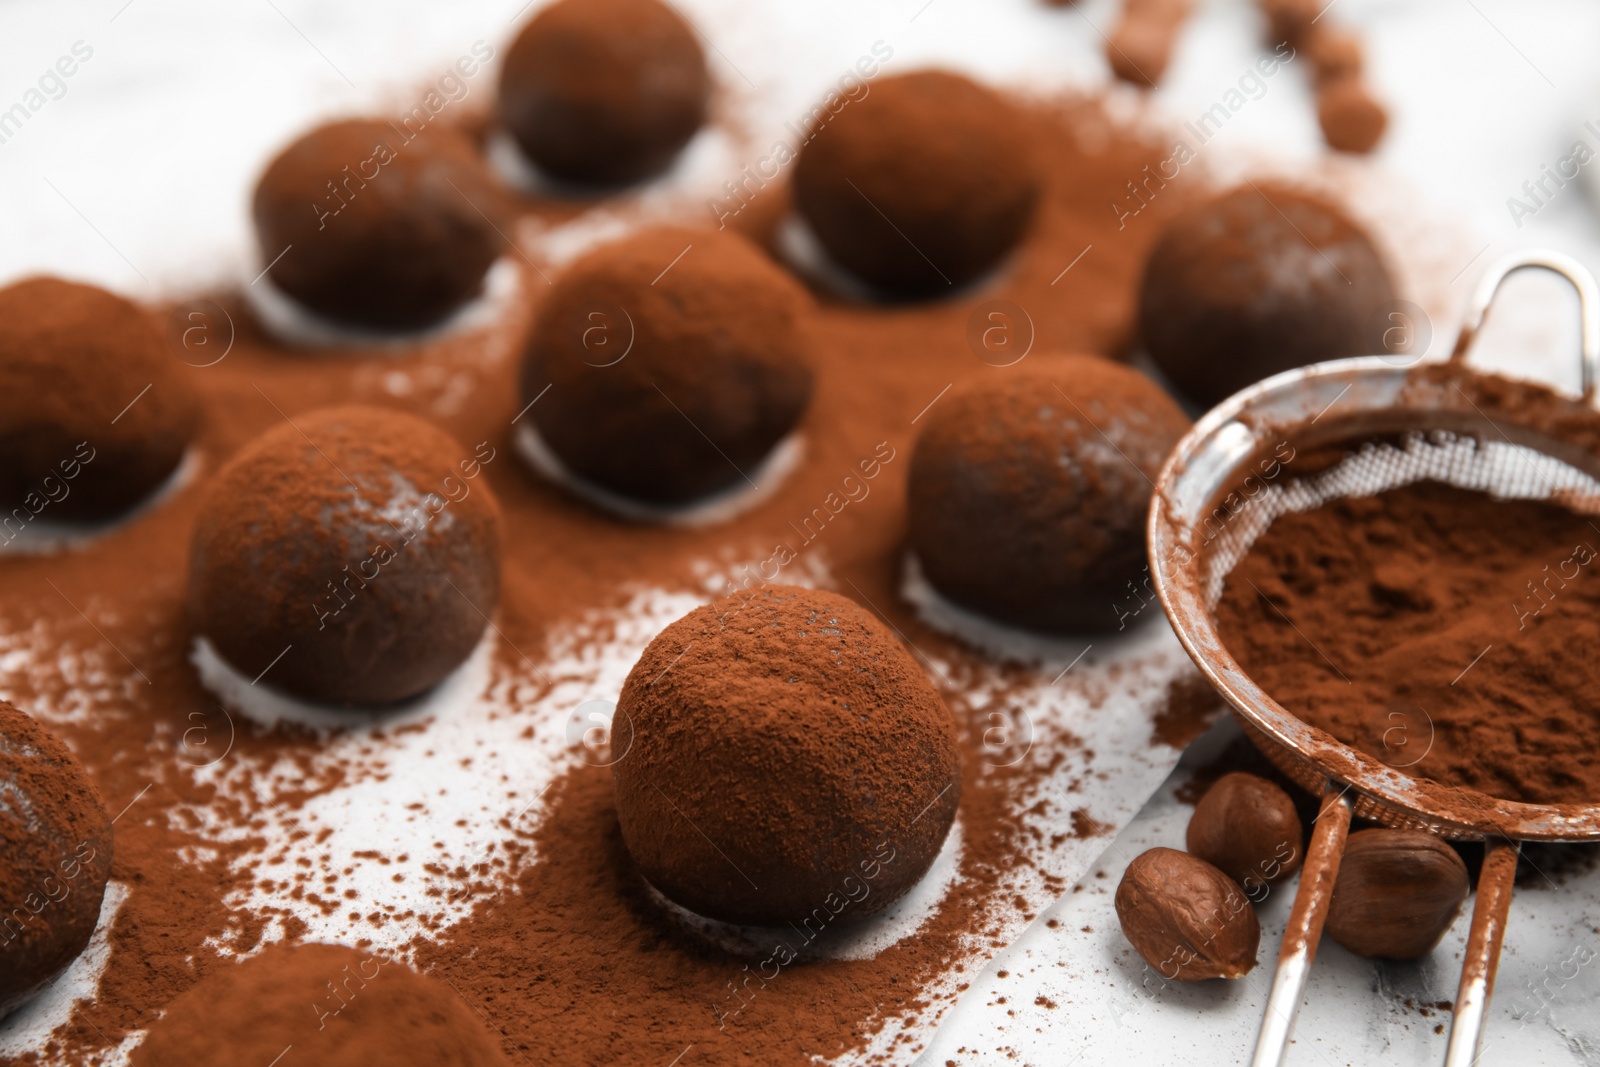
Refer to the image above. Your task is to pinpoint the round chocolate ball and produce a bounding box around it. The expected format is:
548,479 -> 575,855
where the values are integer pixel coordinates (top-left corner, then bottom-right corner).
498,0 -> 710,185
132,943 -> 511,1066
522,226 -> 813,507
0,277 -> 200,522
908,355 -> 1191,633
253,119 -> 505,331
187,406 -> 502,706
1138,183 -> 1396,408
613,585 -> 961,926
1,701 -> 114,1020
793,70 -> 1041,298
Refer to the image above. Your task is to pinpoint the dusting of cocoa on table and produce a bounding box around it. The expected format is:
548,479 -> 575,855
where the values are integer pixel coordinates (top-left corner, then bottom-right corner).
1150,670 -> 1224,750
0,90 -> 1193,1067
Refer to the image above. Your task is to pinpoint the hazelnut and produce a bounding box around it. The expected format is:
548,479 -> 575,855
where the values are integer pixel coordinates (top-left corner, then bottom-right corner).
1186,772 -> 1304,893
1317,77 -> 1388,154
1106,0 -> 1192,88
1307,25 -> 1364,85
1115,847 -> 1260,981
1325,829 -> 1469,959
1260,0 -> 1320,47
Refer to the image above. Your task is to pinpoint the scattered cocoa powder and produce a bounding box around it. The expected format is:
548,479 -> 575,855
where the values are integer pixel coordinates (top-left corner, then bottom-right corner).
1216,480 -> 1600,805
1150,670 -> 1224,750
0,88 -> 1196,1067
411,762 -> 1026,1063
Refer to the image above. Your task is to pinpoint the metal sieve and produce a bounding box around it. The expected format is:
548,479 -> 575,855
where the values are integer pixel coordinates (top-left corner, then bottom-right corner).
1147,249 -> 1600,1067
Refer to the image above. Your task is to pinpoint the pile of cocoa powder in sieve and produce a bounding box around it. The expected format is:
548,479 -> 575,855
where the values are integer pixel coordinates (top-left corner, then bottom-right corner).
1216,478 -> 1600,806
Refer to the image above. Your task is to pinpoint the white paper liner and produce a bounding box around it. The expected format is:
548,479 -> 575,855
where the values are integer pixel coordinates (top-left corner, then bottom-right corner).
515,420 -> 806,527
0,449 -> 201,557
644,816 -> 966,963
243,256 -> 521,351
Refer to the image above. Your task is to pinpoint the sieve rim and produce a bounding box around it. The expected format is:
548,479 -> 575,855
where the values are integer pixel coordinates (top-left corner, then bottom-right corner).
1148,355 -> 1600,843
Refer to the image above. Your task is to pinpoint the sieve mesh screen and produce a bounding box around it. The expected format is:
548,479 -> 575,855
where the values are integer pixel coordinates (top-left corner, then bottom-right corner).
1197,428 -> 1600,615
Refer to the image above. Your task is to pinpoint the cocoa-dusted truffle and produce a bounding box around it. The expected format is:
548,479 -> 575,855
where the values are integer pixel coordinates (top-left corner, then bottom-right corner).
132,943 -> 511,1066
523,226 -> 813,507
1,701 -> 114,1020
188,406 -> 502,706
793,70 -> 1041,298
1138,183 -> 1396,408
613,585 -> 960,926
253,119 -> 504,331
908,356 -> 1190,633
0,277 -> 200,522
498,0 -> 710,185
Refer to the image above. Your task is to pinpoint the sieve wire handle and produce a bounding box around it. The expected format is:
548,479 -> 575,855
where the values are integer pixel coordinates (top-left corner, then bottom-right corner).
1250,783 -> 1353,1067
1443,838 -> 1520,1067
1450,249 -> 1600,402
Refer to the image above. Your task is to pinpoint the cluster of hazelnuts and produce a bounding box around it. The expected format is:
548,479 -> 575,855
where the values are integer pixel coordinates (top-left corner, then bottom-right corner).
1100,0 -> 1388,156
1116,770 -> 1471,982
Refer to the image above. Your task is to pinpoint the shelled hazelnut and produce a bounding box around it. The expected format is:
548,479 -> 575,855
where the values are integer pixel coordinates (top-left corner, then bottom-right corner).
1307,25 -> 1363,85
1325,829 -> 1470,959
1186,773 -> 1304,893
1115,847 -> 1260,981
1255,0 -> 1388,154
1318,77 -> 1388,154
1106,0 -> 1195,88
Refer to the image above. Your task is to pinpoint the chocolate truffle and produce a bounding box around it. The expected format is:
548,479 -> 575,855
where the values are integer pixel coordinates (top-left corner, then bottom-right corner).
498,0 -> 710,185
613,585 -> 961,926
187,406 -> 502,706
793,70 -> 1041,298
253,119 -> 505,331
1,701 -> 114,1020
908,356 -> 1191,633
132,943 -> 511,1066
1138,183 -> 1396,408
522,226 -> 813,507
0,277 -> 200,522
